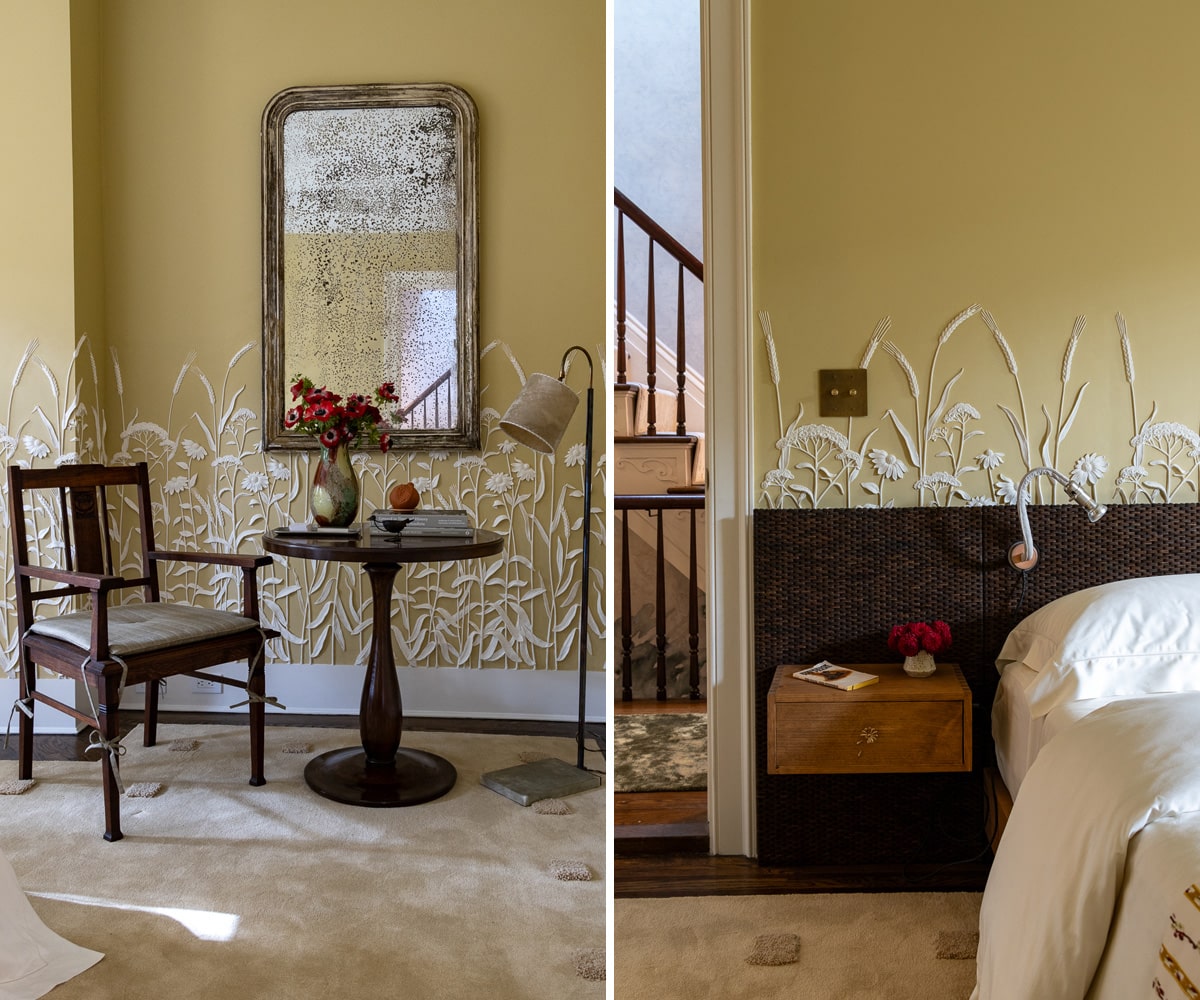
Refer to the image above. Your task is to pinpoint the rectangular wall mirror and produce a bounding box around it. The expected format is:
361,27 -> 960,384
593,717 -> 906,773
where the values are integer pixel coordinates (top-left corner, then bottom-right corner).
262,83 -> 479,450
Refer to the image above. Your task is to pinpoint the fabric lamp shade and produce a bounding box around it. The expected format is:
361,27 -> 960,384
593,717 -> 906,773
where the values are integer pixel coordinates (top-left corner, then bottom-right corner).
498,373 -> 579,454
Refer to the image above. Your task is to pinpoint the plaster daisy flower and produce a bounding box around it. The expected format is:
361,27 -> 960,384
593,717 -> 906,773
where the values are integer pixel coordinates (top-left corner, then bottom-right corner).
498,439 -> 518,455
485,471 -> 514,494
513,460 -> 535,482
1070,453 -> 1108,486
183,439 -> 208,460
868,448 -> 907,481
163,475 -> 195,496
976,449 -> 1004,470
241,471 -> 269,492
22,435 -> 49,459
565,443 -> 587,467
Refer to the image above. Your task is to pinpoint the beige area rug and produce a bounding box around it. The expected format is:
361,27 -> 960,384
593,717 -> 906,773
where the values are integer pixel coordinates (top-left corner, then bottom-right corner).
0,725 -> 605,999
616,891 -> 981,999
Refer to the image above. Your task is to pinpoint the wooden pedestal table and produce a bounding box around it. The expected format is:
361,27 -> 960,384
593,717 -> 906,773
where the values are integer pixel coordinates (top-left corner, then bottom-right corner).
263,527 -> 504,806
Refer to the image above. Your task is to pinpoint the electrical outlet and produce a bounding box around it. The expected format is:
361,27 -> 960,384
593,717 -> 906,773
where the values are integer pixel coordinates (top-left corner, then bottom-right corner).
193,677 -> 223,693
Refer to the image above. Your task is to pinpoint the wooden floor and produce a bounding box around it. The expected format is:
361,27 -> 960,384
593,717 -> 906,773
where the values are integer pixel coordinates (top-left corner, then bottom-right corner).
613,698 -> 991,898
0,711 -> 598,763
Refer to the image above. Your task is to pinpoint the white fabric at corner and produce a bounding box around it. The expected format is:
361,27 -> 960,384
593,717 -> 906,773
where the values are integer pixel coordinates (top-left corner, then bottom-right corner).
0,849 -> 101,999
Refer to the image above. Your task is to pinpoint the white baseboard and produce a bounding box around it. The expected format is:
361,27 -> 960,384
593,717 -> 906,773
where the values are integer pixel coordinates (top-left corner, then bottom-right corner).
4,665 -> 605,733
150,663 -> 607,724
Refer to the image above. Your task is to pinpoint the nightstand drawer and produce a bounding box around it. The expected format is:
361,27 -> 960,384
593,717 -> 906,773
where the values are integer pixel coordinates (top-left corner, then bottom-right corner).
767,662 -> 971,775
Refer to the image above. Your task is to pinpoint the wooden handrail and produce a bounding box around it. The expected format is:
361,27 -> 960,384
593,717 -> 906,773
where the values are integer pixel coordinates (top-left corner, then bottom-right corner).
614,189 -> 703,436
397,368 -> 453,428
614,189 -> 703,280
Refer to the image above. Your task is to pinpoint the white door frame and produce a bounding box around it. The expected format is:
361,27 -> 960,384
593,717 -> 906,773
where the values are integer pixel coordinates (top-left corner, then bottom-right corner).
700,0 -> 756,856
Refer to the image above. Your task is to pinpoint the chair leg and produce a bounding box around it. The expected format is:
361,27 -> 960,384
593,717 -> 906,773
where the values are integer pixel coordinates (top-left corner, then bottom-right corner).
248,665 -> 265,787
17,664 -> 34,782
97,674 -> 123,843
144,679 -> 160,747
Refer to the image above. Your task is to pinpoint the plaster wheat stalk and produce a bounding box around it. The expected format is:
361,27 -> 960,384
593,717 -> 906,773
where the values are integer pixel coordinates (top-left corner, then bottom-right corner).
758,310 -> 785,440
860,316 -> 892,368
882,340 -> 925,482
1116,312 -> 1139,441
10,340 -> 37,390
1054,316 -> 1086,476
981,308 -> 1032,473
924,305 -> 981,444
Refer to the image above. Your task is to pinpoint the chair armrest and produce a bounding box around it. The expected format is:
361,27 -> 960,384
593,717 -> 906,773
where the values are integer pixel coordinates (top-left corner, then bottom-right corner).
150,549 -> 273,569
18,564 -> 125,593
149,549 -> 272,621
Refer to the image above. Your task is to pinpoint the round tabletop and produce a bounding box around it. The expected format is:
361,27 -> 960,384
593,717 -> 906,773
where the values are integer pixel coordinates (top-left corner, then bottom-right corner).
263,527 -> 504,564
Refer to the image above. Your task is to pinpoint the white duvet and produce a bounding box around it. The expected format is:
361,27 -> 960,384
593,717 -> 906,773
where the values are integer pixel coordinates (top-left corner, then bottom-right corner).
973,692 -> 1200,1000
0,849 -> 101,1000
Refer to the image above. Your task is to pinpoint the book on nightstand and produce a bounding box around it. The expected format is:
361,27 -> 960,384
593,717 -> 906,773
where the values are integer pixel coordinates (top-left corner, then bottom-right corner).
791,661 -> 879,691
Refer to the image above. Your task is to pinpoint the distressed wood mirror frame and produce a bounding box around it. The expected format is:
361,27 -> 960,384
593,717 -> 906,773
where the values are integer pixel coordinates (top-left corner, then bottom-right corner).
262,83 -> 480,450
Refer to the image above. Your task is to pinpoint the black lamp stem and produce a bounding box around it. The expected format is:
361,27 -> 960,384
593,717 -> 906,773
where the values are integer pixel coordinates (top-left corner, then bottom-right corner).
561,346 -> 593,771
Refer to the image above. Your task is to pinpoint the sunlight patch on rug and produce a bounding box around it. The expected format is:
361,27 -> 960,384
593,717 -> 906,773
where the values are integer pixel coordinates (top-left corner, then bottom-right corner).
744,933 -> 801,966
613,713 -> 707,792
30,891 -> 240,942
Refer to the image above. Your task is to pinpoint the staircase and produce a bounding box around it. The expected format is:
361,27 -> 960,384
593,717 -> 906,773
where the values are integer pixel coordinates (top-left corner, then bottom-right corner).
613,189 -> 707,703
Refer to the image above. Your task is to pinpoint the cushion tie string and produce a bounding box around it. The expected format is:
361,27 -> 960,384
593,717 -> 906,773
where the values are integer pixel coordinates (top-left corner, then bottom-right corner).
229,629 -> 285,711
4,626 -> 39,749
4,697 -> 34,751
78,655 -> 130,794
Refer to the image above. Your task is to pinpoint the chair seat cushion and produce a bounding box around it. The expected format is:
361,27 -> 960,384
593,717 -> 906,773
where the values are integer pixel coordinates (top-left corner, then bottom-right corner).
29,604 -> 259,656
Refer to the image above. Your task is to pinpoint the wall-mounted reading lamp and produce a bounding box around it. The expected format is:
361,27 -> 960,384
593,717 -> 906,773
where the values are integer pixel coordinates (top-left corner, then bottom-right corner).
1008,466 -> 1108,571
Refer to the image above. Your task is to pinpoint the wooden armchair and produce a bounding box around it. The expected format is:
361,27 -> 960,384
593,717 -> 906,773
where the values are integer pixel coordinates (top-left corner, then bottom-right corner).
8,462 -> 280,840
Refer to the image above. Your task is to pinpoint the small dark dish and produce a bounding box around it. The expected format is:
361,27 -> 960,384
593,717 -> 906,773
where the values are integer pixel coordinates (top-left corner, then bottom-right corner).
369,513 -> 413,541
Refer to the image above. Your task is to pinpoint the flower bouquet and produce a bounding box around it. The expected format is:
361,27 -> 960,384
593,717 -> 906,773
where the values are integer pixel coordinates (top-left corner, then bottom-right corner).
285,374 -> 402,526
887,619 -> 951,678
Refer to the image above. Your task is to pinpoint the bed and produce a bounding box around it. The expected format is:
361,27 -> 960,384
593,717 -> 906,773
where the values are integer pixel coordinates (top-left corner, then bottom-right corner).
753,503 -> 1200,994
976,574 -> 1200,999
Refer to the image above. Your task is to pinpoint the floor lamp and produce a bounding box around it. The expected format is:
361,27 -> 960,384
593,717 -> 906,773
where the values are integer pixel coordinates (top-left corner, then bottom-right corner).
480,346 -> 603,805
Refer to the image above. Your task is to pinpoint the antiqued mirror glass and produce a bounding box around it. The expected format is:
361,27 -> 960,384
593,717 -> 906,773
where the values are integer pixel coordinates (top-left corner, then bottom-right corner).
262,84 -> 479,450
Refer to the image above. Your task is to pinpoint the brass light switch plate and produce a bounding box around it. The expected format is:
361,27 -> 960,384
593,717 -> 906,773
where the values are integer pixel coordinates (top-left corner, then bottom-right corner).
818,369 -> 868,417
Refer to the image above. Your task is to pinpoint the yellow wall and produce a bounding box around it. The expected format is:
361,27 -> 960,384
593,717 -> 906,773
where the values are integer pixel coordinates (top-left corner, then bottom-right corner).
751,0 -> 1200,508
0,1 -> 605,684
0,1 -> 77,377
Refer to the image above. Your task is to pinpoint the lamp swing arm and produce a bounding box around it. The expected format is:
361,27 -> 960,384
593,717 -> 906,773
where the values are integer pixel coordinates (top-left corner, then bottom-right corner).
1009,465 -> 1108,571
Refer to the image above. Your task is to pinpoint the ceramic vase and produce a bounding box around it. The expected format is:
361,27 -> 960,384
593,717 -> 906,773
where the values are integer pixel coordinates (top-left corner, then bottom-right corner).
902,650 -> 937,678
310,444 -> 359,527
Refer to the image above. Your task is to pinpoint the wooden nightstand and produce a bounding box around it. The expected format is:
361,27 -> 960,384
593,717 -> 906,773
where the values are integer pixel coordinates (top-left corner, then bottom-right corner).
766,662 -> 972,775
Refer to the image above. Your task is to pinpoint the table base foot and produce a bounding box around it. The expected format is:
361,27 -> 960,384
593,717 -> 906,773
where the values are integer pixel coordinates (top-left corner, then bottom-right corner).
304,746 -> 457,806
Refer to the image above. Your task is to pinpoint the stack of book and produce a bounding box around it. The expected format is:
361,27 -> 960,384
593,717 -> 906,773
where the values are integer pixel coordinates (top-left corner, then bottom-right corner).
369,508 -> 474,537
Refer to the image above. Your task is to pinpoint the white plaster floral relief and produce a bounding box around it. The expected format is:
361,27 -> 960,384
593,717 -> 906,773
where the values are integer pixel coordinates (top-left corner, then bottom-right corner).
0,338 -> 605,680
757,306 -> 1189,512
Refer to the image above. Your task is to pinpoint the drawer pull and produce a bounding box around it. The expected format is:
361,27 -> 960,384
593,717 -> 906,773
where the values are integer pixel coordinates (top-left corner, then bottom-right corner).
856,726 -> 880,757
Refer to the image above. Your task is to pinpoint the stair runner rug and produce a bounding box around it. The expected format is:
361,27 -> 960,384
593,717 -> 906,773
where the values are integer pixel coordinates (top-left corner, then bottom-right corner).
613,712 -> 707,792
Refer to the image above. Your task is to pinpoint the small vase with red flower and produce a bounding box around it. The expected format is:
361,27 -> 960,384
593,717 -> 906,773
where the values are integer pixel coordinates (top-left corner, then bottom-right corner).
284,374 -> 402,527
888,619 -> 951,678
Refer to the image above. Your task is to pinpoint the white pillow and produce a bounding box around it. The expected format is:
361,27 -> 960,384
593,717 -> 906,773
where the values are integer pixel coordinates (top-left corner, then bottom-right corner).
998,574 -> 1200,716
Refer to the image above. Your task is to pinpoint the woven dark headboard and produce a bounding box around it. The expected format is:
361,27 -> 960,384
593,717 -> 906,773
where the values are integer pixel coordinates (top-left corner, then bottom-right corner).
753,503 -> 1200,867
